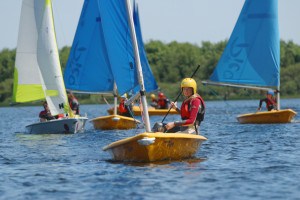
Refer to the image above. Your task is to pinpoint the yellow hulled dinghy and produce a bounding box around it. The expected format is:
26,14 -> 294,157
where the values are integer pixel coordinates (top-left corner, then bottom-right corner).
64,0 -> 159,131
202,0 -> 297,124
237,109 -> 297,124
103,132 -> 207,162
90,115 -> 140,130
101,1 -> 207,163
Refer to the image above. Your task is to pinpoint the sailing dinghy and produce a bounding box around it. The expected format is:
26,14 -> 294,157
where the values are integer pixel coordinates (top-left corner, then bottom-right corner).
203,0 -> 296,124
64,0 -> 159,130
13,0 -> 87,134
100,0 -> 206,163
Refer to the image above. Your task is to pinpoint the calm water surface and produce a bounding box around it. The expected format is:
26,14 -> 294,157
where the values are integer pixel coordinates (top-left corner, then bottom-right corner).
0,99 -> 300,199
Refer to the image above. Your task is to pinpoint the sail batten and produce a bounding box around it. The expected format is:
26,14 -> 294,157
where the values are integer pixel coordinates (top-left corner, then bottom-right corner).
209,0 -> 280,88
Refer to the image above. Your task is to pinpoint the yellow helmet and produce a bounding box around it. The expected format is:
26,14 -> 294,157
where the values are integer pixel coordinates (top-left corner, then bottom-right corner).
150,94 -> 156,99
181,78 -> 197,94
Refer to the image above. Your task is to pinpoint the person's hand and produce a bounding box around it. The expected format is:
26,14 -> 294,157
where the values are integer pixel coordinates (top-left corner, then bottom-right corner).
165,122 -> 175,130
170,102 -> 177,109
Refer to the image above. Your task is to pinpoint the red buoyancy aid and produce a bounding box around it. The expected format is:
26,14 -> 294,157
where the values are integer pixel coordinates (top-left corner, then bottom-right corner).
57,113 -> 65,119
180,94 -> 205,126
266,97 -> 276,108
157,98 -> 167,109
119,99 -> 128,114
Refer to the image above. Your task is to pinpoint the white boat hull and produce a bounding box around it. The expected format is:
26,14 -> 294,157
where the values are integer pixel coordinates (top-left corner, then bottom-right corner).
26,117 -> 88,134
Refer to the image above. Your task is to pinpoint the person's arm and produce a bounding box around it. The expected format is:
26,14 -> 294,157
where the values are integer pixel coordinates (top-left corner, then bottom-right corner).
165,99 -> 200,130
258,98 -> 267,110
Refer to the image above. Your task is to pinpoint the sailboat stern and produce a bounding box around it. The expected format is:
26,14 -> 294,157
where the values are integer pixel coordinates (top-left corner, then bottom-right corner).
74,116 -> 88,133
103,132 -> 207,162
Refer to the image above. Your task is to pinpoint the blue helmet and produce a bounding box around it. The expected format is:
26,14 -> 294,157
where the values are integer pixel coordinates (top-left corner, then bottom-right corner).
267,90 -> 274,96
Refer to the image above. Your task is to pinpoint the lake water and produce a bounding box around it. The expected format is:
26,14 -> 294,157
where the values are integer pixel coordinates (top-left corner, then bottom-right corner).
0,99 -> 300,199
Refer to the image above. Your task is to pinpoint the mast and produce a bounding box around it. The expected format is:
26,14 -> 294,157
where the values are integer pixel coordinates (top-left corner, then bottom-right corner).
125,0 -> 151,132
113,82 -> 118,115
277,86 -> 280,110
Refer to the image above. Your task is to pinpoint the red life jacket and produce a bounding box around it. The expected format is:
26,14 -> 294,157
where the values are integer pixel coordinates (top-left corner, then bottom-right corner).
266,97 -> 276,108
119,99 -> 128,114
157,98 -> 167,109
180,94 -> 205,124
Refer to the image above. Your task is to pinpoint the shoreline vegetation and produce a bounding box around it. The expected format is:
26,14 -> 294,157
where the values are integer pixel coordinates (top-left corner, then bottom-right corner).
1,40 -> 299,107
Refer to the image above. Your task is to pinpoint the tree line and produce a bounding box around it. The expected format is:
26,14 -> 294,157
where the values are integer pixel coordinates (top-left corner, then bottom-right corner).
0,40 -> 299,106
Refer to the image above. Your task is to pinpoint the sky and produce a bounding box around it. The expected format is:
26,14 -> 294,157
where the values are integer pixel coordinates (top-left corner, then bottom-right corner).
0,0 -> 299,50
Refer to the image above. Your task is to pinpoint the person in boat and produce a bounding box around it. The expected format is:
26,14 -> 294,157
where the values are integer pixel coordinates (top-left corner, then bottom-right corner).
39,101 -> 56,122
156,92 -> 170,109
257,90 -> 277,111
150,93 -> 158,108
118,93 -> 132,117
67,91 -> 80,115
164,78 -> 205,134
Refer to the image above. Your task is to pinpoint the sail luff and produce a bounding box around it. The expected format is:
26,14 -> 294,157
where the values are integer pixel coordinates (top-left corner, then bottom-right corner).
133,2 -> 158,93
37,0 -> 69,116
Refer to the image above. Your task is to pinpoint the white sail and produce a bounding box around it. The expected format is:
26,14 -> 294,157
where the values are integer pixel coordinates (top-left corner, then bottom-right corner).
14,0 -> 69,116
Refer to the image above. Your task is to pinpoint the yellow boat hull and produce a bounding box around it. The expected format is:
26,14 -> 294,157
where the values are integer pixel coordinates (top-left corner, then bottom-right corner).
103,132 -> 207,162
90,115 -> 140,130
107,105 -> 178,116
237,109 -> 297,124
132,106 -> 178,116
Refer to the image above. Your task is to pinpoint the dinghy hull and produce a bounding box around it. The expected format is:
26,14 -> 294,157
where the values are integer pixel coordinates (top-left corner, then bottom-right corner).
133,106 -> 178,116
103,132 -> 207,162
237,109 -> 297,124
26,117 -> 88,134
90,115 -> 140,130
107,106 -> 178,116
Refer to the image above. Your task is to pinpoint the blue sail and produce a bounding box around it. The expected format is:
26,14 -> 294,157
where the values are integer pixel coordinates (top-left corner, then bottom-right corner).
210,0 -> 280,88
64,0 -> 157,95
133,2 -> 158,93
64,0 -> 115,93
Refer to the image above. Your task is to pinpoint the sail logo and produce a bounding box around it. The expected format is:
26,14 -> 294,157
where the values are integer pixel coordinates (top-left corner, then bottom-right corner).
223,37 -> 248,80
67,42 -> 86,86
59,103 -> 64,109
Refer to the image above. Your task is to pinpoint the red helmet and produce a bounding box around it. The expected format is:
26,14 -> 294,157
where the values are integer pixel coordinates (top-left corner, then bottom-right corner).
158,92 -> 164,98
